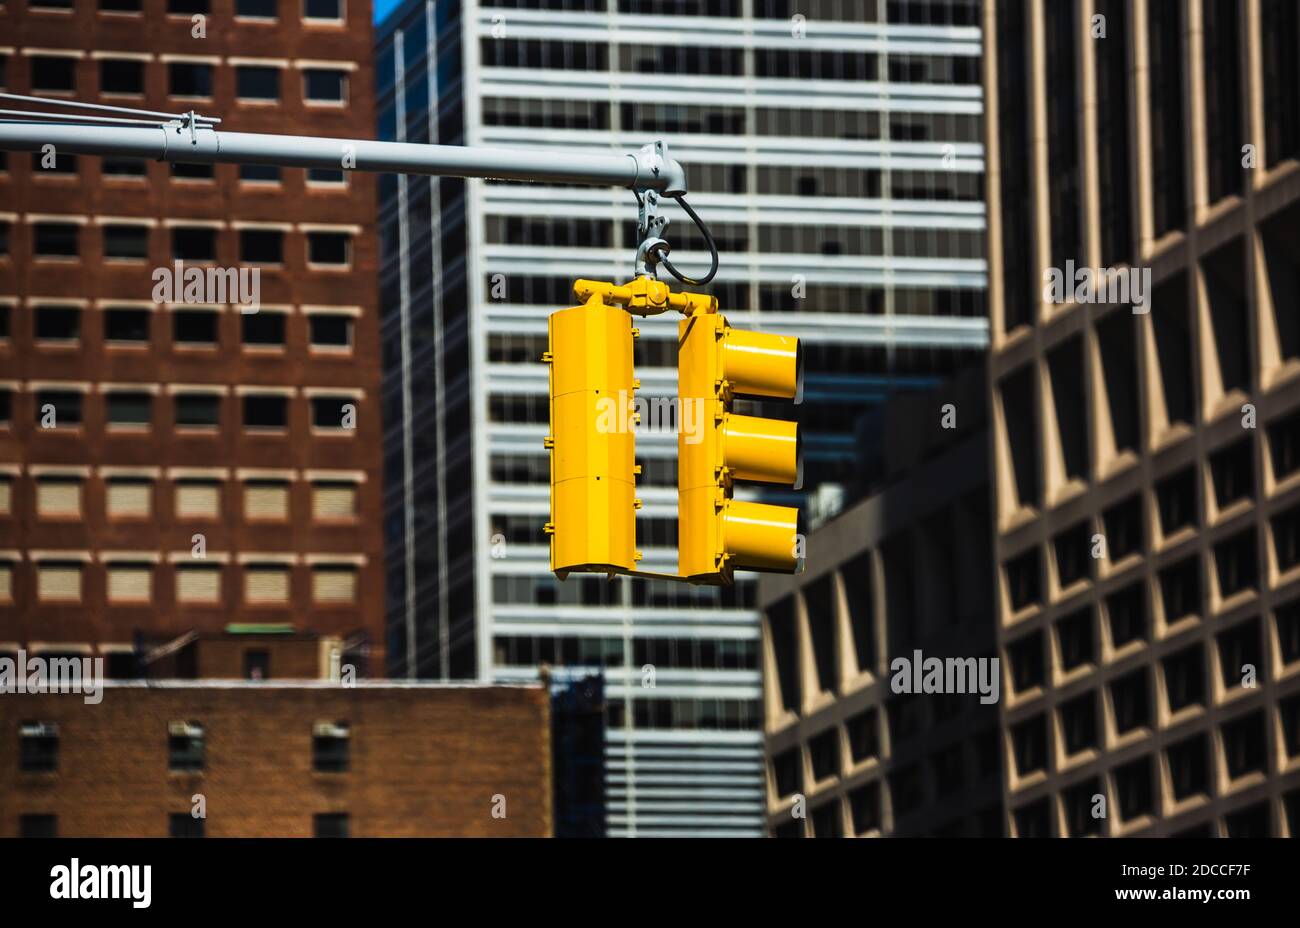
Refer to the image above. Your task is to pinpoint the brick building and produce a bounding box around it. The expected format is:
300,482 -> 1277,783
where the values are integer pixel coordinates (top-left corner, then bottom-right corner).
0,2 -> 385,669
0,681 -> 553,837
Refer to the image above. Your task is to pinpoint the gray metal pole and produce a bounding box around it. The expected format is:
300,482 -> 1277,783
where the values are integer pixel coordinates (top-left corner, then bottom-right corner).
0,120 -> 688,194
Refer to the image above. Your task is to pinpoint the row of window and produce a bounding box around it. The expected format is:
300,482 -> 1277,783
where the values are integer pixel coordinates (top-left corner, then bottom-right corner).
0,221 -> 353,266
1,305 -> 355,351
18,812 -> 350,839
492,635 -> 758,671
1,390 -> 360,433
474,1 -> 977,27
0,474 -> 360,522
0,560 -> 362,606
18,0 -> 345,19
4,151 -> 349,187
5,54 -> 351,105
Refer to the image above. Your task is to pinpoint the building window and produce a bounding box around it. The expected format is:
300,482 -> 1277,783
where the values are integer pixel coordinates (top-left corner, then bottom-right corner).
237,0 -> 278,16
34,305 -> 81,342
312,565 -> 357,604
35,390 -> 83,427
241,312 -> 285,346
36,477 -> 82,518
307,231 -> 350,267
169,813 -> 205,838
1059,691 -> 1099,755
845,707 -> 877,763
175,393 -> 221,428
304,0 -> 342,21
313,813 -> 349,838
239,229 -> 283,264
173,310 -> 220,345
1163,644 -> 1206,713
1114,756 -> 1154,821
168,0 -> 210,15
168,61 -> 213,98
244,565 -> 290,603
107,562 -> 152,603
1214,529 -> 1259,599
19,722 -> 59,772
174,479 -> 221,518
103,157 -> 148,178
771,747 -> 799,798
30,56 -> 77,93
171,162 -> 214,182
103,223 -> 149,260
105,308 -> 151,343
1166,733 -> 1210,801
303,68 -> 347,105
236,66 -> 280,101
37,562 -> 82,601
311,481 -> 356,519
243,394 -> 289,430
106,392 -> 152,428
308,314 -> 352,349
244,649 -> 270,680
1010,714 -> 1047,777
1007,631 -> 1045,694
106,478 -> 152,518
240,164 -> 281,184
312,721 -> 350,772
244,480 -> 289,520
176,564 -> 221,603
32,150 -> 77,174
306,167 -> 345,185
33,222 -> 80,258
168,721 -> 205,771
20,814 -> 58,838
310,396 -> 353,430
1222,711 -> 1267,780
170,226 -> 217,262
100,58 -> 144,95
1156,467 -> 1198,538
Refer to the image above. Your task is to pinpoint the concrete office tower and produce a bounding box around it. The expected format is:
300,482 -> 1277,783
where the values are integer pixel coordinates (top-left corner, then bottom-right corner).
376,0 -> 986,835
760,368 -> 1003,837
0,1 -> 385,674
983,0 -> 1300,836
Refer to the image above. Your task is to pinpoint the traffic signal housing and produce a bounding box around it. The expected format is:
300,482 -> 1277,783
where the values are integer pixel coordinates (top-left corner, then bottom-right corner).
677,310 -> 803,584
543,293 -> 641,578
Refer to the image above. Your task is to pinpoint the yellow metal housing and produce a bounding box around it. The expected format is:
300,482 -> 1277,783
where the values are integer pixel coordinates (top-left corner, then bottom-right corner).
545,298 -> 639,575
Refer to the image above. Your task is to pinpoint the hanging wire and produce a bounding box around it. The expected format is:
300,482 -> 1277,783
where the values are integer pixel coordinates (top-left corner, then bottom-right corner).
654,194 -> 719,287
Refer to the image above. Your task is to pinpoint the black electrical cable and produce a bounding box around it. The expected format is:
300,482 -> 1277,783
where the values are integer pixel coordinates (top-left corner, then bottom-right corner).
655,194 -> 719,287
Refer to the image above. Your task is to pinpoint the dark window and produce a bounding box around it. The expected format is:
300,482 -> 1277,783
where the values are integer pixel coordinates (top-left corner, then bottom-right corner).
307,167 -> 345,184
810,801 -> 842,838
1158,556 -> 1201,625
1095,0 -> 1133,268
1262,0 -> 1300,165
243,395 -> 288,430
808,728 -> 838,781
304,0 -> 342,17
307,231 -> 350,266
1001,366 -> 1040,508
171,226 -> 217,262
1148,0 -> 1186,235
1008,631 -> 1044,693
303,69 -> 346,103
35,390 -> 82,426
1217,617 -> 1263,690
32,150 -> 77,174
1214,529 -> 1258,598
1053,521 -> 1093,589
1167,734 -> 1210,801
33,223 -> 79,258
1063,777 -> 1103,836
311,396 -> 352,429
171,162 -> 214,181
1005,547 -> 1041,612
803,575 -> 836,693
1011,714 -> 1047,776
1102,495 -> 1144,561
103,158 -> 148,177
1059,691 -> 1098,755
1211,439 -> 1254,510
236,66 -> 280,101
1151,274 -> 1194,426
1202,0 -> 1244,203
1224,803 -> 1271,838
31,56 -> 76,93
168,722 -> 205,771
169,62 -> 213,98
20,814 -> 58,838
1057,608 -> 1095,670
1106,582 -> 1147,648
244,649 -> 270,680
767,596 -> 800,713
240,229 -> 283,264
175,394 -> 220,427
173,311 -> 219,344
1097,312 -> 1140,453
1278,598 -> 1300,666
1156,467 -> 1198,537
19,722 -> 59,772
996,0 -> 1035,330
106,392 -> 152,426
308,314 -> 352,347
237,0 -> 278,15
169,813 -> 205,838
1114,756 -> 1154,820
848,781 -> 881,834
1203,239 -> 1251,394
1270,407 -> 1300,484
240,164 -> 281,183
168,0 -> 211,12
1013,798 -> 1051,838
241,312 -> 285,346
1281,694 -> 1300,759
1048,337 -> 1090,482
1274,504 -> 1300,573
1222,711 -> 1267,779
35,306 -> 80,341
312,723 -> 350,772
100,58 -> 144,95
1110,669 -> 1151,734
846,707 -> 877,763
771,747 -> 800,797
101,0 -> 144,9
103,224 -> 149,260
314,813 -> 349,838
105,308 -> 150,343
1044,0 -> 1082,271
1163,644 -> 1206,713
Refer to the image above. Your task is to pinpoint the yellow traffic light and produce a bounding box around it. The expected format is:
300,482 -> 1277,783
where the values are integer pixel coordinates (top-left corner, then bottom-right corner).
678,310 -> 803,584
543,293 -> 642,578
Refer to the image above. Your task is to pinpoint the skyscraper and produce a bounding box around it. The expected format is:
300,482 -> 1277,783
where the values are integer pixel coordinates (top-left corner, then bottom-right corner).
376,0 -> 987,836
984,0 -> 1300,837
0,1 -> 385,675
